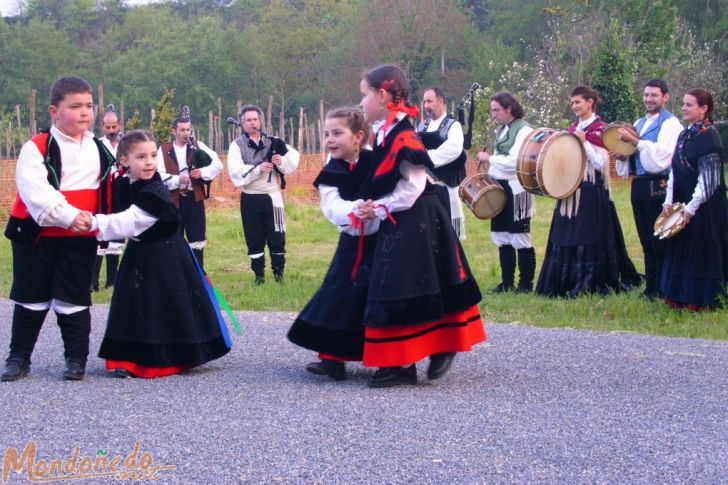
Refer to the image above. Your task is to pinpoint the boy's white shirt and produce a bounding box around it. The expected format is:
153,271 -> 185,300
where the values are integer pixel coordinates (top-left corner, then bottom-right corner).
16,125 -> 101,228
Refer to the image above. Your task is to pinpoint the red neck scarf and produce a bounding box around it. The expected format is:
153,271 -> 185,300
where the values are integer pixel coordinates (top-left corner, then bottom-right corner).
379,100 -> 420,146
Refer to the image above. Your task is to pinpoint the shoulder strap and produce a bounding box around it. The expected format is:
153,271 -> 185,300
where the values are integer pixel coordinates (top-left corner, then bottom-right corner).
31,131 -> 60,189
438,116 -> 456,138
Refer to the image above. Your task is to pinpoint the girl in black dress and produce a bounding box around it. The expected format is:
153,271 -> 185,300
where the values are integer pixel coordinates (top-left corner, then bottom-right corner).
91,130 -> 231,377
288,108 -> 378,380
357,65 -> 486,388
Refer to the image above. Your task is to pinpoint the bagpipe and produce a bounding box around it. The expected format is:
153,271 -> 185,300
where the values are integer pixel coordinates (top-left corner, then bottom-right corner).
180,106 -> 214,198
227,116 -> 288,188
457,82 -> 480,150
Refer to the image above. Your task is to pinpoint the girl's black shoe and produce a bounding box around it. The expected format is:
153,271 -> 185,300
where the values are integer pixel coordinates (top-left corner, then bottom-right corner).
368,365 -> 417,388
305,360 -> 346,381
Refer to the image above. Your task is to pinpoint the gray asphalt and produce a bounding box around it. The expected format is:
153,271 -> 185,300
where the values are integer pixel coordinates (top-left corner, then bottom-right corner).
1,297 -> 727,484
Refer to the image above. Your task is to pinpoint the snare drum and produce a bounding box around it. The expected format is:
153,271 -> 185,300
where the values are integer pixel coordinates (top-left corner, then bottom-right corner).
516,128 -> 586,199
602,122 -> 639,156
459,172 -> 506,220
654,202 -> 686,239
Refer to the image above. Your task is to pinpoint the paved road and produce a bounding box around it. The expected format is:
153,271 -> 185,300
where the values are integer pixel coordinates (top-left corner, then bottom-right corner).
1,298 -> 727,484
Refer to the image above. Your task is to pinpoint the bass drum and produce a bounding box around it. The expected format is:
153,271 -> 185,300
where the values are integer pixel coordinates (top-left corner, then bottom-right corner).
516,128 -> 586,199
459,172 -> 506,220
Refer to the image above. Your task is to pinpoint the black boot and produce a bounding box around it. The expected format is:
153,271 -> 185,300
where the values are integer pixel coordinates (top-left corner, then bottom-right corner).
2,305 -> 49,381
516,247 -> 536,293
91,255 -> 102,292
491,245 -> 516,293
105,254 -> 119,289
192,249 -> 204,271
56,309 -> 90,380
271,252 -> 285,284
251,256 -> 265,285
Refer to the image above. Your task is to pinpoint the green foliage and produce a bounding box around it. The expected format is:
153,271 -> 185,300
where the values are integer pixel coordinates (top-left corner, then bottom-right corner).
591,21 -> 639,123
151,88 -> 177,144
124,109 -> 142,131
0,0 -> 725,149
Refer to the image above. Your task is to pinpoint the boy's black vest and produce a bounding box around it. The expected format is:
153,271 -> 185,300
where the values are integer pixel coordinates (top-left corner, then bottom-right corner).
417,115 -> 467,187
4,130 -> 116,247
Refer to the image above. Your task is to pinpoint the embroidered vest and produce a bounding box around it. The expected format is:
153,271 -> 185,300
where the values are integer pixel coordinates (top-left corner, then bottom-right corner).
234,134 -> 287,190
161,142 -> 207,207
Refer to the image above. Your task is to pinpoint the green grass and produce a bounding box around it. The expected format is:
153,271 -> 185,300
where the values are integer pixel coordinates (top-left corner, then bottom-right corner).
1,180 -> 726,340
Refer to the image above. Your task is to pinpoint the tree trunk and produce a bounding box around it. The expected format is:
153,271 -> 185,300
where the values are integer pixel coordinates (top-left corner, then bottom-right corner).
217,97 -> 223,151
120,102 -> 125,133
319,99 -> 325,161
297,107 -> 304,154
29,89 -> 37,137
208,111 -> 214,149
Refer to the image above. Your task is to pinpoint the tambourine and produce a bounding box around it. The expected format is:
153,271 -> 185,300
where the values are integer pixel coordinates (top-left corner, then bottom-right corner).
654,202 -> 686,239
602,122 -> 639,156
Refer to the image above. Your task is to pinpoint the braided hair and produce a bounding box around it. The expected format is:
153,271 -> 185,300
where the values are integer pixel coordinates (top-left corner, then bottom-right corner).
363,64 -> 411,107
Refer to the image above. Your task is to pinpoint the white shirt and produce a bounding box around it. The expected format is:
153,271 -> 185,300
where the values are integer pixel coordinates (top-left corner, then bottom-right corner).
616,113 -> 683,178
227,137 -> 300,193
318,184 -> 381,236
488,122 -> 534,180
93,204 -> 158,241
425,113 -> 464,168
99,136 -> 119,159
634,114 -> 683,173
16,125 -> 101,228
577,115 -> 609,172
157,140 -> 223,190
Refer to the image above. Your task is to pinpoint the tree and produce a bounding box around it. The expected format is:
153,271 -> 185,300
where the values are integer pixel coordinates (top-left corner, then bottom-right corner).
151,88 -> 177,144
591,21 -> 638,123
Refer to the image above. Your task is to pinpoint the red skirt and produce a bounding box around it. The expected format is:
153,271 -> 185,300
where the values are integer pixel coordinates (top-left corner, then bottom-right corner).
362,305 -> 486,367
105,359 -> 191,379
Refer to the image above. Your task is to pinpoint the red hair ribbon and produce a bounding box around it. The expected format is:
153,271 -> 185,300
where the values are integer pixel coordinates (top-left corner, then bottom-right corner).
380,100 -> 420,146
348,204 -> 396,281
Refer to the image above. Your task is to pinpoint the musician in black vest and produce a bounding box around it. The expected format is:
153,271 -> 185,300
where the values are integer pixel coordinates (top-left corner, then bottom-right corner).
227,105 -> 300,284
417,87 -> 468,239
157,117 -> 223,270
477,92 -> 536,293
611,79 -> 683,299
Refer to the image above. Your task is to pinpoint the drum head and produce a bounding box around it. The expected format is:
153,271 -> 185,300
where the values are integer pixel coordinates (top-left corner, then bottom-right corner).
540,133 -> 585,199
602,124 -> 638,156
472,186 -> 506,220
